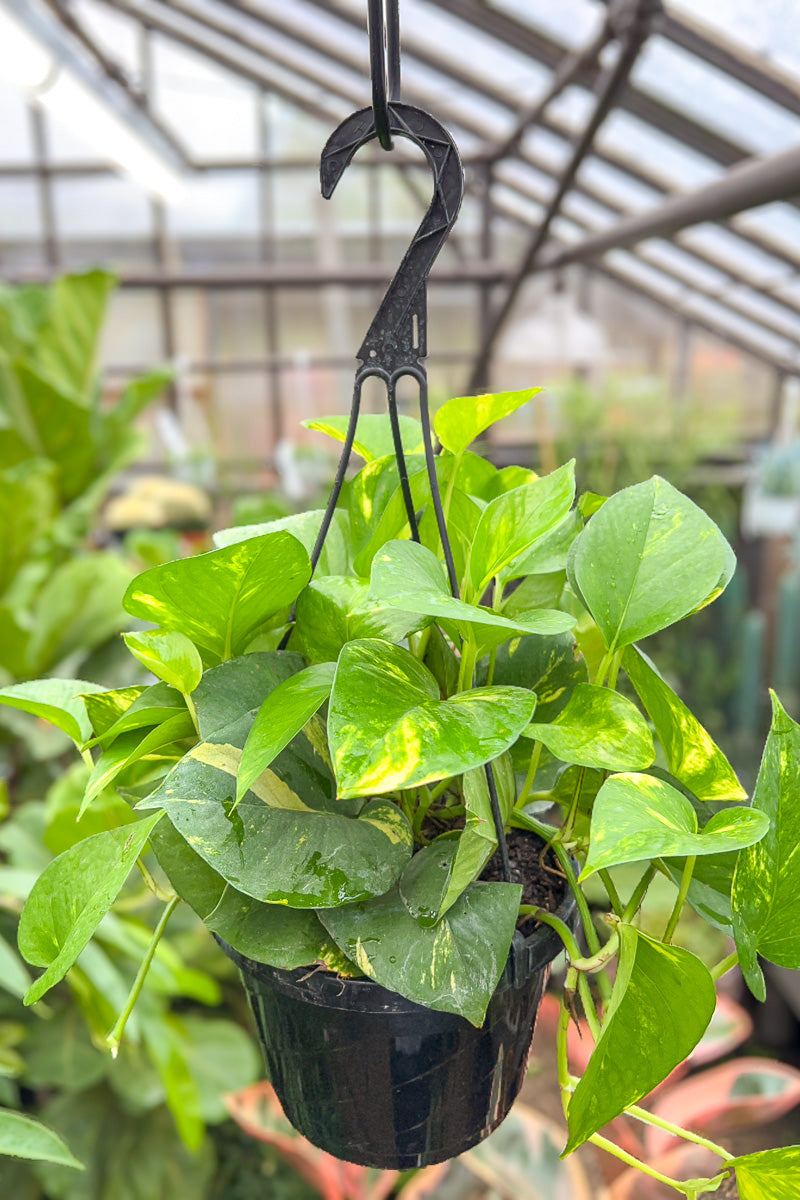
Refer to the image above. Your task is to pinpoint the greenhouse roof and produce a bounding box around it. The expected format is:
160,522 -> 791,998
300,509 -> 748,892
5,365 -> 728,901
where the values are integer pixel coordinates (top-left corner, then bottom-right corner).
2,0 -> 800,383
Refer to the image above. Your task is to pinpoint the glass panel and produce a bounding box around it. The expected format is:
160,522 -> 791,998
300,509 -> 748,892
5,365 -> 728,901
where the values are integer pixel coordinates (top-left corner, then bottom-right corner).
0,84 -> 34,164
205,291 -> 268,364
100,289 -> 165,368
54,176 -> 152,238
166,169 -> 260,240
668,0 -> 800,85
208,369 -> 271,468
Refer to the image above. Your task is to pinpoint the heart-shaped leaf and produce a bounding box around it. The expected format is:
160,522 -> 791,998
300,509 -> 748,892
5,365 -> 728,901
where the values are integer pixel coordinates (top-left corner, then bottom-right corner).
369,540 -> 574,642
123,532 -> 311,660
581,773 -> 769,879
434,388 -> 541,457
320,880 -> 522,1026
0,678 -> 104,745
237,662 -> 336,802
213,508 -> 350,577
565,925 -> 716,1153
468,462 -> 576,597
0,1109 -> 83,1169
143,742 -> 412,908
304,413 -> 424,462
728,1145 -> 800,1199
123,630 -> 203,695
488,630 -> 586,723
733,693 -> 800,1001
522,683 -> 654,772
18,811 -> 163,1005
568,476 -> 734,652
291,575 -> 426,664
328,639 -> 536,798
623,645 -> 746,802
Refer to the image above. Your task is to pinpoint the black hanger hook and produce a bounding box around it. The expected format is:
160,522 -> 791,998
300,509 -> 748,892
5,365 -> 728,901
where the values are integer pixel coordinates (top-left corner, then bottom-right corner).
368,0 -> 401,150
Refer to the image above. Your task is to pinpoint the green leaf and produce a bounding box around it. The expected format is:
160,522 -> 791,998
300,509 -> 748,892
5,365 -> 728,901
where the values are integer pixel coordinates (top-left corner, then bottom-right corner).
0,678 -> 104,745
21,1005 -> 107,1093
350,453 -> 432,575
304,413 -> 424,462
499,510 -> 582,581
568,476 -> 735,653
144,742 -> 412,907
82,712 -> 196,815
0,932 -> 31,1000
0,1108 -> 83,1169
0,462 -> 55,596
397,835 -> 461,926
369,540 -> 574,642
171,1014 -> 260,1125
732,693 -> 800,1001
623,646 -> 746,802
27,554 -> 132,673
522,683 -> 654,772
12,365 -> 96,501
581,773 -> 769,880
320,880 -> 522,1026
122,630 -> 203,695
237,662 -> 336,802
123,531 -> 311,660
292,575 -> 426,664
83,683 -> 185,746
328,639 -> 537,798
213,508 -> 350,576
32,269 -> 115,401
434,388 -> 541,456
80,686 -> 144,739
729,1145 -> 800,1199
564,925 -> 716,1153
17,812 -> 163,1004
469,462 -> 576,596
488,630 -> 587,723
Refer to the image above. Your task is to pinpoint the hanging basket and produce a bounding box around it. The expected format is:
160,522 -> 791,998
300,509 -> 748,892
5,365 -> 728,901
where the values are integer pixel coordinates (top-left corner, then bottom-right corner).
217,878 -> 575,1169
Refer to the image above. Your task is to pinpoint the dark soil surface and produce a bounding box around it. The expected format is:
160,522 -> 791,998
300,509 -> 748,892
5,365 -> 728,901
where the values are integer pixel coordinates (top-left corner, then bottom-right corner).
481,828 -> 566,923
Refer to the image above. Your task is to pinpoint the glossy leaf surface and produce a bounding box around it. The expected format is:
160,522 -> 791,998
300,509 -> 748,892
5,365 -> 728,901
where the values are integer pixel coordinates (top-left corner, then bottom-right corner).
522,683 -> 654,772
0,678 -> 103,745
565,925 -> 716,1153
624,645 -> 746,801
320,880 -> 522,1025
304,413 -> 424,461
123,532 -> 310,659
82,712 -> 195,814
238,662 -> 336,802
122,630 -> 203,695
292,575 -> 425,664
85,682 -> 186,746
17,812 -> 163,1004
434,388 -> 540,456
0,1109 -> 83,1169
144,742 -> 412,907
328,639 -> 536,798
213,508 -> 350,577
733,693 -> 800,1001
569,476 -> 734,652
729,1145 -> 800,1199
488,630 -> 586,723
582,773 -> 768,879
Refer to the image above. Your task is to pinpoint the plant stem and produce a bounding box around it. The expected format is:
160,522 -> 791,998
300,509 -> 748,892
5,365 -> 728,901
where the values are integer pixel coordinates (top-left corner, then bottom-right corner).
106,895 -> 179,1057
622,1103 -> 733,1160
710,949 -> 739,982
182,692 -> 199,736
592,649 -> 612,687
524,908 -> 582,959
588,1134 -> 695,1194
412,788 -> 433,839
599,868 -> 624,918
557,966 -> 577,1106
623,864 -> 656,921
663,855 -> 696,944
577,972 -> 601,1039
516,740 -> 542,809
80,748 -> 95,771
561,766 -> 586,844
429,777 -> 454,803
457,638 -> 477,693
135,857 -> 175,903
606,648 -> 623,691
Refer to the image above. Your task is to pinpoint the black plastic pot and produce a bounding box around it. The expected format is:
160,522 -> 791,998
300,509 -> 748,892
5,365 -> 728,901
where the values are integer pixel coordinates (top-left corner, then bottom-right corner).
218,884 -> 575,1169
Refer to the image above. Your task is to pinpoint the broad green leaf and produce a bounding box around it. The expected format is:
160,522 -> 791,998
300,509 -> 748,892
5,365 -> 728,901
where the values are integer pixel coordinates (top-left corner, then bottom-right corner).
237,662 -> 336,801
468,462 -> 576,596
398,835 -> 461,926
106,367 -> 172,431
0,1109 -> 83,1169
663,851 -> 737,933
27,554 -> 132,673
0,462 -> 55,595
81,712 -> 196,815
12,365 -> 96,501
17,812 -> 163,1004
171,1014 -> 260,1124
123,531 -> 311,660
291,575 -> 426,664
32,268 -> 115,402
581,773 -> 769,880
143,742 -> 412,907
0,931 -> 31,1000
0,603 -> 31,677
193,651 -> 308,741
0,678 -> 104,745
328,639 -> 537,798
488,631 -> 587,723
733,693 -> 800,1001
623,645 -> 746,801
729,1145 -> 800,1199
213,508 -> 350,576
369,540 -> 574,643
350,453 -> 432,575
84,683 -> 185,746
564,925 -> 716,1153
483,464 -> 538,497
139,1011 -> 203,1151
522,683 -> 654,772
304,413 -> 424,462
320,880 -> 522,1026
434,388 -> 541,456
568,476 -> 735,653
21,1005 -> 107,1093
122,630 -> 203,695
499,509 -> 582,581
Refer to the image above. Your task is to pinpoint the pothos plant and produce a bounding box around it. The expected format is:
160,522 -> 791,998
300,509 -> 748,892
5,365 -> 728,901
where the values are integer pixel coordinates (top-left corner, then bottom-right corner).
2,388 -> 799,1198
